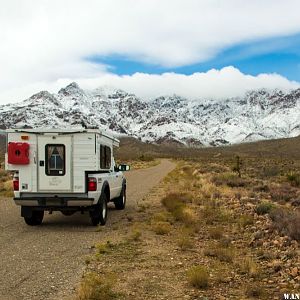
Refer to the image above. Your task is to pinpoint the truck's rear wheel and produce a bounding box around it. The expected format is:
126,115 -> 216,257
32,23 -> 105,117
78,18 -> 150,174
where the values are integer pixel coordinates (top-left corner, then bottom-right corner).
24,210 -> 44,226
114,185 -> 126,210
61,211 -> 76,216
90,192 -> 108,226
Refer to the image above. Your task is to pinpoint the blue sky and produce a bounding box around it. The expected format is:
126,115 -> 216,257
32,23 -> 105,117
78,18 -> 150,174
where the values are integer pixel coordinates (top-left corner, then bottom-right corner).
90,33 -> 300,81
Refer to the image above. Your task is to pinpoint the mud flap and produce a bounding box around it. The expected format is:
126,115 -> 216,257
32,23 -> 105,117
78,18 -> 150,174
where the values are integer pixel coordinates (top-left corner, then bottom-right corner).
21,206 -> 33,218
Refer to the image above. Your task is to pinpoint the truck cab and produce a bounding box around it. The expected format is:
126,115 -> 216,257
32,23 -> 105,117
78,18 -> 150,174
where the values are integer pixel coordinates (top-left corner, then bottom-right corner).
5,128 -> 130,226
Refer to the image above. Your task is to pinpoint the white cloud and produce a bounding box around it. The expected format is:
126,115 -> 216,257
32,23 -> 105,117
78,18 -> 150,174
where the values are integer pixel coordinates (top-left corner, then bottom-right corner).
0,0 -> 300,103
1,67 -> 299,103
68,66 -> 300,100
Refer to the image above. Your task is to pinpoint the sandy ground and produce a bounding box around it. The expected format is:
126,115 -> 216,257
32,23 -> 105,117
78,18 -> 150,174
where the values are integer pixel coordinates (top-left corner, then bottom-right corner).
0,159 -> 175,300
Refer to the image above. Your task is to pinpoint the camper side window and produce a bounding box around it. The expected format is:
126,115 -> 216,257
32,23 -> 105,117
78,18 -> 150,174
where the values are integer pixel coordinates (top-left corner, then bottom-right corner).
100,145 -> 111,169
45,144 -> 65,176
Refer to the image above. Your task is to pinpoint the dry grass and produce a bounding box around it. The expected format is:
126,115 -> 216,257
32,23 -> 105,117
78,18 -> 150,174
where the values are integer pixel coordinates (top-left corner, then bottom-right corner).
76,272 -> 119,300
211,172 -> 248,188
201,204 -> 234,225
151,221 -> 172,235
130,228 -> 142,242
151,211 -> 172,223
78,136 -> 300,299
238,214 -> 254,228
269,208 -> 300,241
286,172 -> 300,187
0,169 -> 13,197
95,241 -> 114,254
187,266 -> 209,289
208,227 -> 223,240
245,284 -> 266,299
177,235 -> 195,251
255,201 -> 276,215
238,257 -> 259,278
161,192 -> 188,212
0,179 -> 14,197
204,245 -> 234,263
161,192 -> 197,226
269,184 -> 298,203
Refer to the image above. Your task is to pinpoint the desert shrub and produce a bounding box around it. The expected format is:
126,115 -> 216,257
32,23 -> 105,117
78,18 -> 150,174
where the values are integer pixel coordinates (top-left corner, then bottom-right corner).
95,241 -> 114,254
177,235 -> 194,251
187,266 -> 209,289
174,207 -> 197,225
151,221 -> 171,235
199,182 -> 220,201
0,179 -> 14,197
204,246 -> 234,263
0,169 -> 11,182
137,202 -> 149,212
256,250 -> 275,261
138,154 -> 154,162
130,228 -> 142,242
0,169 -> 13,196
269,185 -> 297,203
238,258 -> 259,278
261,166 -> 280,178
269,208 -> 300,241
211,172 -> 248,188
197,163 -> 229,174
245,284 -> 266,298
238,214 -> 254,228
151,211 -> 172,223
208,227 -> 223,240
255,201 -> 276,215
76,272 -> 118,300
286,172 -> 300,187
252,184 -> 270,193
161,193 -> 187,211
219,236 -> 232,248
161,193 -> 196,225
202,204 -> 234,225
182,164 -> 193,172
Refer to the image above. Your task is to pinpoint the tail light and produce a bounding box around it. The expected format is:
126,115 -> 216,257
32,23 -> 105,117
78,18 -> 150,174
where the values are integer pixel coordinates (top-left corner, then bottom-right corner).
88,177 -> 97,191
13,176 -> 19,191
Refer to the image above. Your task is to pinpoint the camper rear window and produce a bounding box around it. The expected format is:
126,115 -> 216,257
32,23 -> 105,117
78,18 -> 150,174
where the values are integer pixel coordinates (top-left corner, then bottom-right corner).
100,145 -> 111,169
45,144 -> 65,176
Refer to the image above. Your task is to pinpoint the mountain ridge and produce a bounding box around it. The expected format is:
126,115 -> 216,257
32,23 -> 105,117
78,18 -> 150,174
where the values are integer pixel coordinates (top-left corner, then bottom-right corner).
0,82 -> 299,146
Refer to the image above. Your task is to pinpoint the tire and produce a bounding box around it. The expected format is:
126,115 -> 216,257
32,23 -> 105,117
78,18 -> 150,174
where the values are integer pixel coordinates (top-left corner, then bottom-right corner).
61,211 -> 76,216
114,184 -> 126,210
24,210 -> 44,226
90,192 -> 108,226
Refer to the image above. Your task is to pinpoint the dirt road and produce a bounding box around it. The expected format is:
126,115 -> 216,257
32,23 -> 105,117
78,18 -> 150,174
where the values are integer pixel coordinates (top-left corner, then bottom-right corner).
0,159 -> 175,300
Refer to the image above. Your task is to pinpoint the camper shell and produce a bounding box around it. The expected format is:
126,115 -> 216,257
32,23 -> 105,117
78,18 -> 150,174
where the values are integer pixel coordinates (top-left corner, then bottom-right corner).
5,128 -> 129,226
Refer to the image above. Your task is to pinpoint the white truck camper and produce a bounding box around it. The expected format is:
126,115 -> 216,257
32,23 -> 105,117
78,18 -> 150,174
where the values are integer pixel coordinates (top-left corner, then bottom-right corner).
5,128 -> 130,226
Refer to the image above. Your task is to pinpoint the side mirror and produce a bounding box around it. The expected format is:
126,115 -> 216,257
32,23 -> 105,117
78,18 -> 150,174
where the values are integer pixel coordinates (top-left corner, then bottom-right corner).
118,164 -> 130,171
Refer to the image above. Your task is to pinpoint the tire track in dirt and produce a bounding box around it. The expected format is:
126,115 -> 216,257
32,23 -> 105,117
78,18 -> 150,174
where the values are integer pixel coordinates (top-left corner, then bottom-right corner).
0,159 -> 176,300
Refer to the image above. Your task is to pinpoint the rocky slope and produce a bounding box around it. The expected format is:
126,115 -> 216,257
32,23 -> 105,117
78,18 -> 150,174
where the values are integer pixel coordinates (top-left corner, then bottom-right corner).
0,82 -> 299,146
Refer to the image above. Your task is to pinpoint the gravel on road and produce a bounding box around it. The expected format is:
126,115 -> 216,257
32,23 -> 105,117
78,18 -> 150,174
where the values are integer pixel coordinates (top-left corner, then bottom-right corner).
0,159 -> 176,300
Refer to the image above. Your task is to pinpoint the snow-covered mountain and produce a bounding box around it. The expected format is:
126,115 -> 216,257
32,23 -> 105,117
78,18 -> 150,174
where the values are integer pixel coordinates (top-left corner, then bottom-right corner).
0,82 -> 299,146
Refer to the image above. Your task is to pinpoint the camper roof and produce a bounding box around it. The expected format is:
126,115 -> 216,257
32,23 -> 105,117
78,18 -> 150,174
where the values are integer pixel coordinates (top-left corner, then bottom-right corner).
6,128 -> 120,147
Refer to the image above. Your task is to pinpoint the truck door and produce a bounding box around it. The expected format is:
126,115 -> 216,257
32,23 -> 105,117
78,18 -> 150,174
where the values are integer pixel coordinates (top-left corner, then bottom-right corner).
37,135 -> 72,192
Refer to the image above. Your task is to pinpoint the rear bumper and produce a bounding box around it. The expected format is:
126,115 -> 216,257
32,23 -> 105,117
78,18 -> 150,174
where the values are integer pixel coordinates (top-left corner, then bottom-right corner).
14,197 -> 94,207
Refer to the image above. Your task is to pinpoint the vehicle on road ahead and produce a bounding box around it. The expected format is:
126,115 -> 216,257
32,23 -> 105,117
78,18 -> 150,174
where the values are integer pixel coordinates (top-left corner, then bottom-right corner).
5,128 -> 130,226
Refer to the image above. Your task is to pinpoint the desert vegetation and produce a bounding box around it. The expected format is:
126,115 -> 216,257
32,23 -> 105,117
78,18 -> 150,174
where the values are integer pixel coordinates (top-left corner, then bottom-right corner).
78,135 -> 300,299
0,169 -> 13,197
0,134 -> 299,299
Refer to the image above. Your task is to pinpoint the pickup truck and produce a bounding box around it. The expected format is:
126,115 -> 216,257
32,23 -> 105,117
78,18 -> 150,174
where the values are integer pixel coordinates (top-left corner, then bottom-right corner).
5,128 -> 130,226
